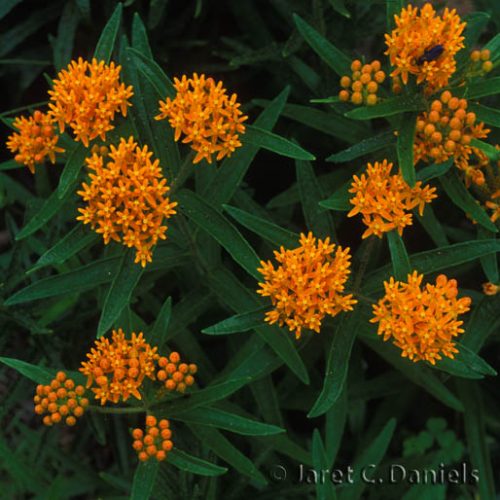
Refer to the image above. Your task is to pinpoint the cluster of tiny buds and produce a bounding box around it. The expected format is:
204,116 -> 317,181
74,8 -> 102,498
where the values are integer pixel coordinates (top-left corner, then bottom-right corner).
34,371 -> 89,426
339,59 -> 386,106
132,415 -> 173,462
470,49 -> 493,73
157,352 -> 197,393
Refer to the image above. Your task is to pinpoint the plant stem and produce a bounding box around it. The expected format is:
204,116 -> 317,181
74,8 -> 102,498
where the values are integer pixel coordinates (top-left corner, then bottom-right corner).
88,405 -> 146,414
171,152 -> 195,193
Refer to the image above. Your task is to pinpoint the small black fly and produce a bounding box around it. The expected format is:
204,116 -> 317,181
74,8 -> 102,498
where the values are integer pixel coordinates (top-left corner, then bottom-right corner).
417,44 -> 444,65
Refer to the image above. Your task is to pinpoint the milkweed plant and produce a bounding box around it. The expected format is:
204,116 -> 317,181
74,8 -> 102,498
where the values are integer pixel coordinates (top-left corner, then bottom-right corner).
1,1 -> 499,498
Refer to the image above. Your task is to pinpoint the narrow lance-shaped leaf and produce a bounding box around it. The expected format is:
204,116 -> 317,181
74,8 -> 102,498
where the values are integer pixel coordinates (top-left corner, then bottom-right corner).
244,125 -> 315,161
345,95 -> 425,120
466,77 -> 500,99
130,462 -> 158,500
312,430 -> 338,500
97,250 -> 144,338
327,131 -> 394,163
168,449 -> 227,476
397,112 -> 417,186
149,297 -> 172,350
387,230 -> 411,281
202,307 -> 268,335
93,3 -> 122,63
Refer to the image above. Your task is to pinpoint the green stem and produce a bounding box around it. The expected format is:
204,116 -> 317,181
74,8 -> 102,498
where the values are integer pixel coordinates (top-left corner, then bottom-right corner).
171,152 -> 195,193
353,237 -> 376,292
88,405 -> 146,414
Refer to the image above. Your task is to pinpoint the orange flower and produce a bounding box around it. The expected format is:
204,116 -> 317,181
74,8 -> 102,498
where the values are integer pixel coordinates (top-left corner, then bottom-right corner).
132,416 -> 173,462
371,272 -> 472,364
34,371 -> 88,426
6,110 -> 64,173
414,91 -> 490,185
155,73 -> 247,164
384,3 -> 465,92
348,159 -> 437,238
257,232 -> 356,339
48,58 -> 133,146
485,189 -> 500,223
80,329 -> 159,405
338,59 -> 386,106
482,282 -> 499,295
77,137 -> 177,267
156,352 -> 197,393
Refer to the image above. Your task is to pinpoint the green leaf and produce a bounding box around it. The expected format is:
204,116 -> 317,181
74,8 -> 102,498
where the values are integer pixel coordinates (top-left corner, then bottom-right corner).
339,419 -> 396,500
457,381 -> 496,500
223,204 -> 298,248
416,159 -> 453,183
15,189 -> 71,241
327,131 -> 394,163
244,125 -> 315,160
168,449 -> 227,476
387,230 -> 411,281
439,171 -> 498,233
189,425 -> 267,484
172,406 -> 284,436
345,95 -> 425,120
415,205 -> 449,248
4,257 -> 121,305
52,1 -> 80,70
57,141 -> 87,199
485,33 -> 500,62
97,250 -> 144,338
397,112 -> 417,186
469,102 -> 500,128
131,14 -> 153,59
471,139 -> 500,161
467,77 -> 500,99
29,225 -> 98,273
293,14 -> 351,76
308,316 -> 357,418
312,430 -> 338,500
386,0 -> 403,31
204,87 -> 289,208
202,308 -> 267,335
433,343 -> 497,379
93,3 -> 122,63
462,295 -> 500,352
477,227 -> 499,283
149,297 -> 172,350
319,179 -> 352,211
177,189 -> 261,279
296,159 -> 335,238
154,378 -> 250,416
0,357 -> 54,384
130,462 -> 158,500
363,239 -> 500,295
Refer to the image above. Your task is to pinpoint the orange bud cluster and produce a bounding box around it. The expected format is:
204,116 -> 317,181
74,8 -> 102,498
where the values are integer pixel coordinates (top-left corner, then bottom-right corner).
470,48 -> 493,74
258,232 -> 356,339
348,159 -> 437,238
339,60 -> 386,106
157,352 -> 197,393
48,58 -> 133,146
371,272 -> 472,364
6,110 -> 64,173
77,136 -> 177,267
156,73 -> 247,164
34,371 -> 88,426
414,91 -> 490,186
80,329 -> 159,405
132,415 -> 173,462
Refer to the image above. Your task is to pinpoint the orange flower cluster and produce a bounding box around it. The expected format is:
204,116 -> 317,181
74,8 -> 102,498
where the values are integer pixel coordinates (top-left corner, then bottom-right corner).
371,272 -> 472,364
34,372 -> 89,426
348,159 -> 437,238
77,137 -> 177,267
257,233 -> 356,339
384,3 -> 465,92
485,189 -> 500,223
339,59 -> 386,106
132,415 -> 173,462
155,73 -> 247,164
48,58 -> 133,146
414,91 -> 490,186
157,352 -> 197,393
80,329 -> 159,405
6,110 -> 64,173
470,49 -> 493,74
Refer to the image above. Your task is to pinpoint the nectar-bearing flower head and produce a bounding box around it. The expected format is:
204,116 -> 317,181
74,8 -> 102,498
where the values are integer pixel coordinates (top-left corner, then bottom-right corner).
339,59 -> 386,106
348,159 -> 437,238
6,110 -> 64,173
371,272 -> 472,364
77,137 -> 177,267
80,329 -> 159,405
156,351 -> 197,393
384,3 -> 465,93
34,371 -> 89,426
257,232 -> 356,339
155,73 -> 248,164
414,91 -> 490,186
132,415 -> 173,462
48,58 -> 133,146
